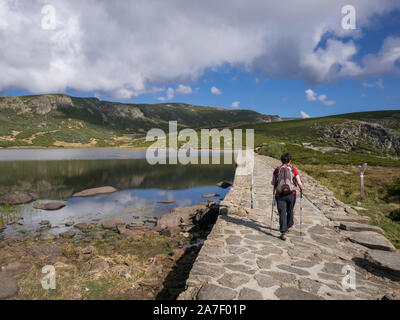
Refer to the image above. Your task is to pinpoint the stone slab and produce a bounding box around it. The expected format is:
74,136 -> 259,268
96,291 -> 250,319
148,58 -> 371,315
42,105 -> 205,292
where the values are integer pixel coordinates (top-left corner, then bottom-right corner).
339,222 -> 383,234
347,231 -> 395,252
325,213 -> 369,224
365,250 -> 400,276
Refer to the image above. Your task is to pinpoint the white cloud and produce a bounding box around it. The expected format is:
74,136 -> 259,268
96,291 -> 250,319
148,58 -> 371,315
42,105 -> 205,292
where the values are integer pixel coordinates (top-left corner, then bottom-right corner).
0,1 -> 400,97
230,101 -> 240,109
211,86 -> 222,95
176,84 -> 193,95
362,79 -> 384,89
306,89 -> 318,101
305,89 -> 335,106
323,100 -> 335,106
156,85 -> 192,101
300,111 -> 310,118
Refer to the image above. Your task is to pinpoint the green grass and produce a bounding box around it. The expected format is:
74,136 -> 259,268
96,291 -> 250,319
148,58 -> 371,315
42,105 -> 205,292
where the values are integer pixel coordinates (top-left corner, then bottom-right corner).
301,164 -> 400,248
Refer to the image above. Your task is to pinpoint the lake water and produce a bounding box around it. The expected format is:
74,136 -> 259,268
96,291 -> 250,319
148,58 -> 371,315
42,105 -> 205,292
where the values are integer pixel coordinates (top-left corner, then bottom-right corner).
0,149 -> 235,236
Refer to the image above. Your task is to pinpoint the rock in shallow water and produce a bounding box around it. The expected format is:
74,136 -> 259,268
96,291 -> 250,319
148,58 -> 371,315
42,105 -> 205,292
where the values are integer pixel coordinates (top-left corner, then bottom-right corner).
33,202 -> 66,211
72,186 -> 117,198
201,194 -> 221,198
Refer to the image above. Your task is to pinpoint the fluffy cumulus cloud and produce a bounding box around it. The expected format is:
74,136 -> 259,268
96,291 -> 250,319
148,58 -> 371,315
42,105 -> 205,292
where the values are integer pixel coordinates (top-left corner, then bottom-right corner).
1,0 -> 400,98
211,86 -> 222,95
306,89 -> 335,106
156,85 -> 192,101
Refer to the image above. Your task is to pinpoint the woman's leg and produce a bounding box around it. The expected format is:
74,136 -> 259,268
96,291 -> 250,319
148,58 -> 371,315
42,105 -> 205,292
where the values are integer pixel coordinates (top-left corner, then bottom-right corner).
286,193 -> 297,229
276,195 -> 288,233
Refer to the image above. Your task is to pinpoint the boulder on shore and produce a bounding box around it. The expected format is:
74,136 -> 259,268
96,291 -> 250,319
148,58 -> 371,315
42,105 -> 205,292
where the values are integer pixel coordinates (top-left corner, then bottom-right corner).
0,191 -> 38,205
73,186 -> 117,198
156,201 -> 219,236
33,202 -> 66,211
60,230 -> 76,239
0,272 -> 18,299
216,181 -> 232,189
102,217 -> 125,229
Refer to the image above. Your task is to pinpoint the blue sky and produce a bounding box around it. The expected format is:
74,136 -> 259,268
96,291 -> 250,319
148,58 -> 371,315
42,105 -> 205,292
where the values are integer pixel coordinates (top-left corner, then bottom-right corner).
1,1 -> 400,119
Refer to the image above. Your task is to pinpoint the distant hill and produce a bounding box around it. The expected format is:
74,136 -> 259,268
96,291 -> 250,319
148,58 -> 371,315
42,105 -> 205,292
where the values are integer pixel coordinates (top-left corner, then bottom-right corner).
244,110 -> 400,166
0,94 -> 280,148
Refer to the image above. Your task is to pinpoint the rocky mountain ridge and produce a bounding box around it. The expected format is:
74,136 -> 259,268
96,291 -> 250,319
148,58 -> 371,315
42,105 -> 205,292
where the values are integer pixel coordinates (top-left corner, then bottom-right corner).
314,120 -> 400,154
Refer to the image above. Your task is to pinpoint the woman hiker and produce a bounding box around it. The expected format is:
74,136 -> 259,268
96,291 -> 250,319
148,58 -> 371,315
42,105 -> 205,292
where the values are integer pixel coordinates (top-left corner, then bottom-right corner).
271,153 -> 304,241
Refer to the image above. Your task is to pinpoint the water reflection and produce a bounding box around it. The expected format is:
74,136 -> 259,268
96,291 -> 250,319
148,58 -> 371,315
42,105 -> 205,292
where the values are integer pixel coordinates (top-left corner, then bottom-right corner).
0,150 -> 235,236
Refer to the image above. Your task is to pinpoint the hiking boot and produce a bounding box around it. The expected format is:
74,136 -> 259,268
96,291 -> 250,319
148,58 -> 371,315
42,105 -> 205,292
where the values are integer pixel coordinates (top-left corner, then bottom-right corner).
280,233 -> 287,241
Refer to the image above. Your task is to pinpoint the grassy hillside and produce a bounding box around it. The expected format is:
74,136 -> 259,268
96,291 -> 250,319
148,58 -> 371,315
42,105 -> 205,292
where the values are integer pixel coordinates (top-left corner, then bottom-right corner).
243,110 -> 400,166
0,94 -> 279,148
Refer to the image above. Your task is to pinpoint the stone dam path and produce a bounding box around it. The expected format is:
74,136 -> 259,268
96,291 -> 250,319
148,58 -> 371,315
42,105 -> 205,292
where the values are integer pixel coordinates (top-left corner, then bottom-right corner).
179,153 -> 400,300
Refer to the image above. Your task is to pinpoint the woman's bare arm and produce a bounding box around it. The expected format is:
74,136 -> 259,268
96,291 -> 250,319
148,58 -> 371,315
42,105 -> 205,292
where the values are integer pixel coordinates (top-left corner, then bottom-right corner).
296,175 -> 304,190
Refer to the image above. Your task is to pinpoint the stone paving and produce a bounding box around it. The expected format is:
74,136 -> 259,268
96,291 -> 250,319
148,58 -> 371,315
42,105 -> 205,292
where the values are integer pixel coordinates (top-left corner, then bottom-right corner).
178,153 -> 400,300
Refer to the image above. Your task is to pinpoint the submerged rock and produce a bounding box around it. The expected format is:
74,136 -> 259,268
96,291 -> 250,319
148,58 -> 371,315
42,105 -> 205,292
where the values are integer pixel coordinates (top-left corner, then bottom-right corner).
73,186 -> 117,198
201,194 -> 221,198
33,202 -> 66,211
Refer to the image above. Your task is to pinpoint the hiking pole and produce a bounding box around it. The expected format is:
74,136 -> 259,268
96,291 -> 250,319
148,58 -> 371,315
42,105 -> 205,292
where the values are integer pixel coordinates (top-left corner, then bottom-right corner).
270,188 -> 276,231
300,190 -> 303,237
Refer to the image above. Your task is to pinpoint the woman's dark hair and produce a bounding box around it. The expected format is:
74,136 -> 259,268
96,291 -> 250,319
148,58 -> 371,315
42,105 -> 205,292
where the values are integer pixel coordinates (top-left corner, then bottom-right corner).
281,153 -> 292,164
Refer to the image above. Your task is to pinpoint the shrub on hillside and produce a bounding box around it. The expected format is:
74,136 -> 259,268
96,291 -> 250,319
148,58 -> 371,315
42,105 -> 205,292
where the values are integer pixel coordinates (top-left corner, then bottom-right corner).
259,142 -> 286,160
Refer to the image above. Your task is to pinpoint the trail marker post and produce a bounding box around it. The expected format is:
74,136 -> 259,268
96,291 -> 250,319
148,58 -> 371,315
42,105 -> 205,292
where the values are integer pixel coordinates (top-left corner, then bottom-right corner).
360,163 -> 367,198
